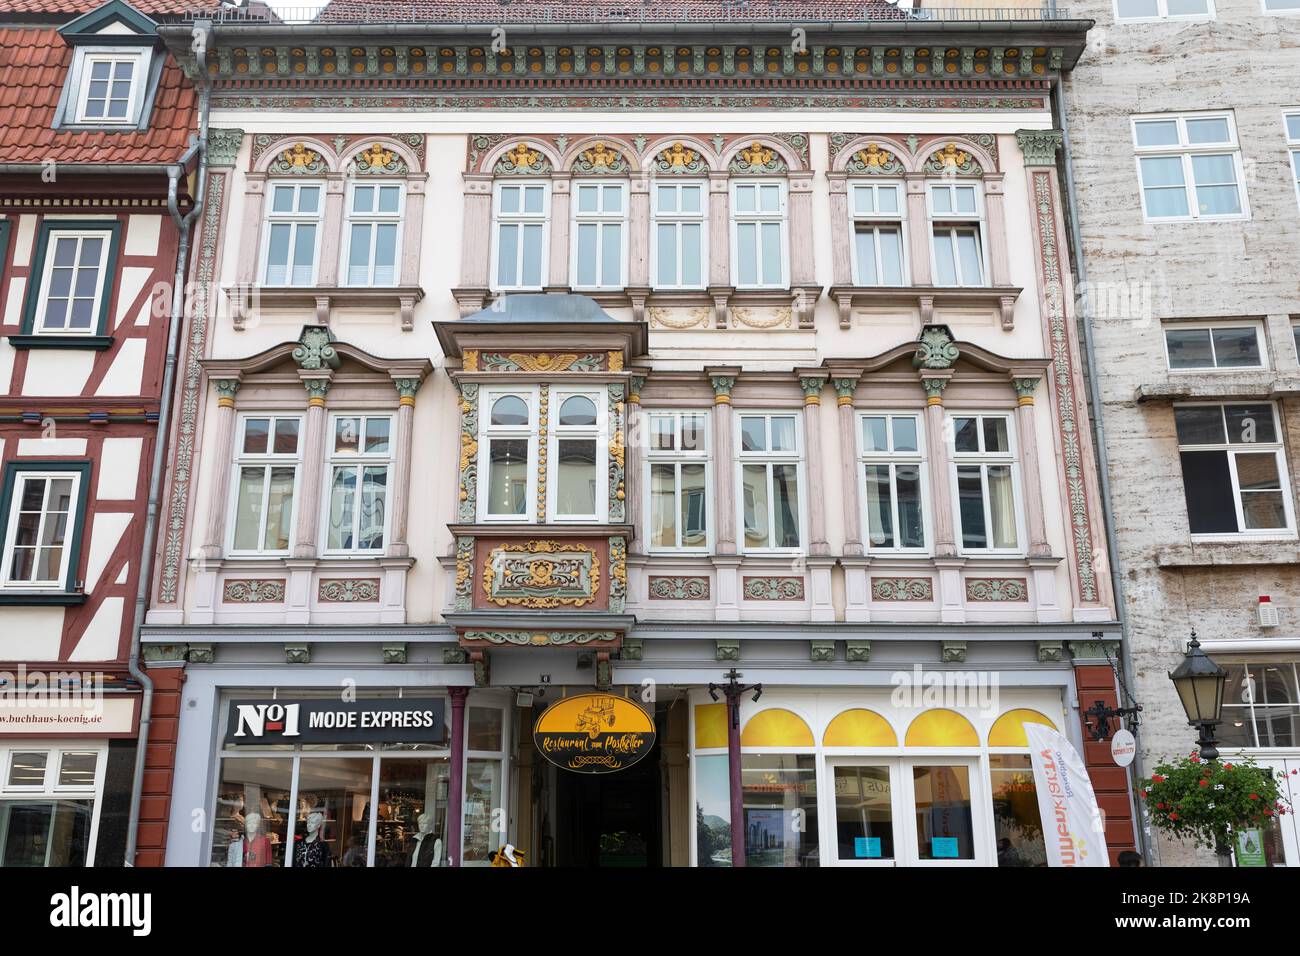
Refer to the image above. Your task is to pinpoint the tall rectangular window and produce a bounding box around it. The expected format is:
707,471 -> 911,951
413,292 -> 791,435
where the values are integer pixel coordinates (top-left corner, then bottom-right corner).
1286,112 -> 1300,213
33,230 -> 112,335
344,183 -> 403,286
951,414 -> 1020,552
850,182 -> 906,286
324,414 -> 392,553
1164,321 -> 1265,370
1175,403 -> 1294,535
653,182 -> 706,289
731,181 -> 787,289
0,469 -> 83,589
859,413 -> 926,551
1114,0 -> 1213,20
493,182 -> 548,290
928,183 -> 985,287
571,181 -> 626,289
646,411 -> 709,551
738,413 -> 802,550
550,391 -> 605,520
262,183 -> 322,286
480,391 -> 535,521
229,415 -> 301,555
1133,113 -> 1247,221
75,53 -> 144,124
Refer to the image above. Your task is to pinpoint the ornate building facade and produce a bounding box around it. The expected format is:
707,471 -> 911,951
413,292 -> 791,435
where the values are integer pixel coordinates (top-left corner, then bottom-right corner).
132,1 -> 1134,867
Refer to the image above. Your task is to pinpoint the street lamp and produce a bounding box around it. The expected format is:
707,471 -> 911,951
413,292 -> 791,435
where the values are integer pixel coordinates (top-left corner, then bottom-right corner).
1168,630 -> 1227,761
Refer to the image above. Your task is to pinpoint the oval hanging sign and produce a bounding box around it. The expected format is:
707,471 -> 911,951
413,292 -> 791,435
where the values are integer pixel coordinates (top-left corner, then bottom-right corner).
1111,728 -> 1137,768
533,694 -> 656,774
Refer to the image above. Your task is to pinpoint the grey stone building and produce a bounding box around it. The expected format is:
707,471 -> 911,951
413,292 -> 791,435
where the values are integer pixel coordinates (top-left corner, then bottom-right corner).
1063,0 -> 1300,865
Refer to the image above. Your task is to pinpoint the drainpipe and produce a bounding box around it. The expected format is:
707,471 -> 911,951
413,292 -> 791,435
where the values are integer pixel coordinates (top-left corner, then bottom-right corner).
123,23 -> 213,866
1051,80 -> 1154,866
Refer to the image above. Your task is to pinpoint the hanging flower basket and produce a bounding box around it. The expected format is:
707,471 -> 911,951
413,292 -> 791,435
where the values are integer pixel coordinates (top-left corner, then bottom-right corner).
1141,752 -> 1293,852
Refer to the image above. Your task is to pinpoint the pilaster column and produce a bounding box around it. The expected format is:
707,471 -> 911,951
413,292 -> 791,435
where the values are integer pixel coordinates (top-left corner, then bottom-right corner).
548,173 -> 571,288
708,173 -> 731,287
921,370 -> 956,557
629,174 -> 651,287
788,171 -> 816,287
316,174 -> 346,289
460,173 -> 493,289
1012,373 -> 1051,558
832,373 -> 863,556
627,373 -> 647,552
400,174 -> 427,287
447,687 -> 468,867
708,369 -> 739,555
798,371 -> 831,556
905,174 -> 932,286
201,377 -> 242,558
389,375 -> 422,558
235,175 -> 266,287
984,173 -> 1011,290
293,372 -> 332,559
827,173 -> 852,286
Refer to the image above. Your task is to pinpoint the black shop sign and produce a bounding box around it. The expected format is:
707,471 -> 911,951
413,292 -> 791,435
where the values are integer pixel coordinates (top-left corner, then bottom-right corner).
223,698 -> 445,745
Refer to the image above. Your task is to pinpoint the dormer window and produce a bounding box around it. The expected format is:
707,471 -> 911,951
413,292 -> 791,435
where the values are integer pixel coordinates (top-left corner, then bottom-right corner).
77,53 -> 143,123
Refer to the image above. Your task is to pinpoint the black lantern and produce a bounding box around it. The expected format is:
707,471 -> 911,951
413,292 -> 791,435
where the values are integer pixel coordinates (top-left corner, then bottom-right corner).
1167,631 -> 1227,760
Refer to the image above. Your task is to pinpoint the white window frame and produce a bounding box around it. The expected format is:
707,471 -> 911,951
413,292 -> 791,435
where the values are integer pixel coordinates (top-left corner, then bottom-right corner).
0,742 -> 107,867
857,412 -> 930,554
650,180 -> 708,291
340,181 -> 405,287
569,180 -> 628,291
1175,402 -> 1297,540
735,411 -> 806,554
1131,112 -> 1250,222
72,49 -> 149,126
0,470 -> 84,590
1285,110 -> 1300,214
644,410 -> 711,552
260,181 -> 324,287
477,387 -> 540,523
490,181 -> 551,292
1261,0 -> 1300,15
729,180 -> 790,290
849,181 -> 909,287
1113,0 -> 1215,22
320,412 -> 394,555
226,413 -> 303,557
547,389 -> 608,523
1163,319 -> 1268,372
34,230 -> 112,337
926,182 -> 987,288
948,412 -> 1025,556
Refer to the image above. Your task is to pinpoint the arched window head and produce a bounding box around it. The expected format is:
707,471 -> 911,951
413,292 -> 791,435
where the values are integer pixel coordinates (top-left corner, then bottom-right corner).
558,395 -> 597,426
491,395 -> 529,426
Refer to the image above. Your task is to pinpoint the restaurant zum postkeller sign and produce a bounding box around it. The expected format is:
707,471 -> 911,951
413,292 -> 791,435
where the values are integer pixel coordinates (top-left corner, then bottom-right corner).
533,694 -> 656,774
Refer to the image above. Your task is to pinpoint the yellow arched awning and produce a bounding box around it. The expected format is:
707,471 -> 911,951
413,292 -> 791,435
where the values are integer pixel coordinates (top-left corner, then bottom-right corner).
988,708 -> 1058,747
741,708 -> 814,748
904,709 -> 979,747
694,703 -> 727,750
823,709 -> 898,747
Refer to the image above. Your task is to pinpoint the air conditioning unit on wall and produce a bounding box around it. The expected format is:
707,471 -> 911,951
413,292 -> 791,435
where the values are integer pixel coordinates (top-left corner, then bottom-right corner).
1258,595 -> 1280,628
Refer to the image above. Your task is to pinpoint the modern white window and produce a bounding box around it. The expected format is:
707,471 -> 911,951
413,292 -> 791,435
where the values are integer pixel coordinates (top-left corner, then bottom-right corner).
1164,321 -> 1266,370
738,412 -> 802,551
343,182 -> 403,286
492,182 -> 549,291
1,744 -> 106,867
1219,660 -> 1300,749
646,411 -> 709,551
479,389 -> 537,521
1174,403 -> 1294,536
858,413 -> 927,552
652,181 -> 707,289
1286,112 -> 1300,212
950,413 -> 1021,553
229,415 -> 302,555
33,231 -> 111,335
262,182 -> 322,286
0,471 -> 82,588
1132,113 -> 1248,221
1262,0 -> 1300,13
74,52 -> 146,124
1114,0 -> 1213,21
850,182 -> 907,286
571,181 -> 627,290
549,391 -> 607,521
928,183 -> 986,287
323,414 -> 392,554
731,181 -> 788,289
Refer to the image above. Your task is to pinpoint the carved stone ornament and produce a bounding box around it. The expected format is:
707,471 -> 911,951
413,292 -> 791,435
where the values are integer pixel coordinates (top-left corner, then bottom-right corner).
742,576 -> 805,601
846,143 -> 904,175
914,325 -> 960,370
481,352 -> 604,373
354,141 -> 408,175
729,140 -> 786,174
871,577 -> 933,601
273,142 -> 325,174
925,142 -> 982,176
292,325 -> 340,371
655,142 -> 705,174
483,540 -> 601,608
495,142 -> 551,175
647,576 -> 710,600
572,141 -> 629,174
223,579 -> 285,603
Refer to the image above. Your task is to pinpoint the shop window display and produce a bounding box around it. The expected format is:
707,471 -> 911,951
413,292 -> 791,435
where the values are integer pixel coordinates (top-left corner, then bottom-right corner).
294,757 -> 373,868
212,757 -> 293,867
374,757 -> 450,867
989,754 -> 1047,867
912,764 -> 975,860
833,766 -> 895,861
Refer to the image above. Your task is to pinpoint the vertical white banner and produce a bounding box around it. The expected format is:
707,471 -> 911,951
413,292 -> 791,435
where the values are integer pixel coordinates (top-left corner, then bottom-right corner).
1025,722 -> 1111,867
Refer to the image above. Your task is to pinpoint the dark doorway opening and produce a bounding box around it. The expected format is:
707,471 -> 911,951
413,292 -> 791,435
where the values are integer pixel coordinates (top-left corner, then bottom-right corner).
550,735 -> 662,867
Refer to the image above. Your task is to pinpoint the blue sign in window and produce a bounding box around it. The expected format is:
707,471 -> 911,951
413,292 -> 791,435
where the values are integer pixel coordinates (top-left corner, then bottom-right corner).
931,837 -> 959,858
853,837 -> 882,859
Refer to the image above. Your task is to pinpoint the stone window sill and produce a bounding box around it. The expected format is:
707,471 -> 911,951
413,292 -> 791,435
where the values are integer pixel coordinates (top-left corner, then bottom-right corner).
828,284 -> 1022,330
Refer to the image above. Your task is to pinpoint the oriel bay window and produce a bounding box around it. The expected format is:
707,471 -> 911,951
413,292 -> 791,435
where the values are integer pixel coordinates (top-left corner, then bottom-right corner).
951,414 -> 1020,552
571,181 -> 627,290
262,182 -> 322,286
1174,403 -> 1294,535
738,413 -> 802,551
859,413 -> 927,552
731,181 -> 788,289
850,182 -> 906,286
652,181 -> 707,289
492,182 -> 548,291
324,415 -> 392,554
229,415 -> 302,555
928,183 -> 986,287
481,391 -> 536,520
646,411 -> 709,551
550,391 -> 605,520
343,182 -> 403,286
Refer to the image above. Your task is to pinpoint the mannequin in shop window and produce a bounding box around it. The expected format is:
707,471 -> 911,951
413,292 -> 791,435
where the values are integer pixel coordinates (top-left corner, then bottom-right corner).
227,812 -> 273,867
293,810 -> 335,868
411,812 -> 443,867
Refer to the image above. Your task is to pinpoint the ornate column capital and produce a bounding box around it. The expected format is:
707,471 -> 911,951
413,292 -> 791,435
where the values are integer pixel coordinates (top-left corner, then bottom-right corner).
206,128 -> 246,168
1015,129 -> 1064,168
919,369 -> 954,406
628,372 -> 648,405
797,371 -> 829,406
393,375 -> 423,406
1011,375 -> 1041,406
831,375 -> 860,407
710,375 -> 736,404
301,373 -> 333,407
213,376 -> 242,407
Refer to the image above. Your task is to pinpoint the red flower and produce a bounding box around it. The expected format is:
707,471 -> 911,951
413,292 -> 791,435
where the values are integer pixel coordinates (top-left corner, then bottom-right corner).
1156,802 -> 1166,810
1152,774 -> 1166,783
1249,794 -> 1260,801
1223,763 -> 1233,770
1170,812 -> 1180,820
1199,779 -> 1209,787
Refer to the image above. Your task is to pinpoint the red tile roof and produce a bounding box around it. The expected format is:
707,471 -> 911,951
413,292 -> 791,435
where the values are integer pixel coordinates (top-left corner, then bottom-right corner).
311,0 -> 911,23
0,0 -> 188,15
0,27 -> 197,165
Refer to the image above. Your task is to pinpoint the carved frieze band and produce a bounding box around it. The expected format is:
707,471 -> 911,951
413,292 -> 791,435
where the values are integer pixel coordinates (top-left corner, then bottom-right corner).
318,578 -> 381,603
871,577 -> 934,602
483,540 -> 601,609
965,577 -> 1029,602
222,579 -> 286,604
647,576 -> 711,600
742,576 -> 805,601
461,630 -> 619,647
